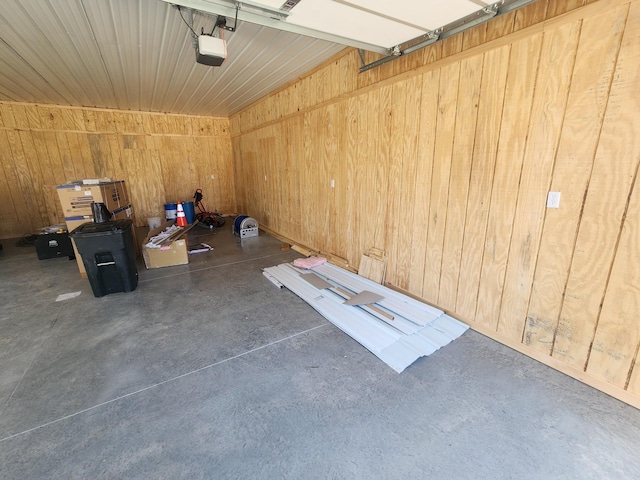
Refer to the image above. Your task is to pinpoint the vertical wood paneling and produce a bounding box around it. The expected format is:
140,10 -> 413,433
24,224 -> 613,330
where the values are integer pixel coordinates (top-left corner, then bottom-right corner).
0,104 -> 16,128
326,101 -> 349,259
422,62 -> 460,305
124,147 -> 165,221
581,2 -> 640,385
438,55 -> 483,311
300,111 -> 318,246
385,80 -> 408,288
322,104 -> 338,255
219,134 -> 236,213
65,134 -> 84,179
19,131 -> 49,226
456,45 -> 510,321
523,6 -> 627,354
10,104 -> 31,130
553,3 -> 639,371
345,95 -> 362,265
547,0 -> 585,18
496,20 -> 580,342
392,75 -> 422,291
55,133 -> 76,184
43,131 -> 68,222
588,169 -> 640,387
619,192 -> 640,395
514,0 -> 549,31
281,116 -> 304,239
485,10 -> 517,42
407,69 -> 439,296
373,87 -> 392,252
0,103 -> 234,236
422,42 -> 443,66
159,136 -> 196,204
83,110 -> 97,133
233,0 -> 639,406
6,130 -> 38,233
231,136 -> 244,210
0,131 -> 28,236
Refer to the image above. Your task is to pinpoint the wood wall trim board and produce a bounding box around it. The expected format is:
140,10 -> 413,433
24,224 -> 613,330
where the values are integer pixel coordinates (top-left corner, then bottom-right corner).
0,126 -> 230,139
0,100 -> 228,122
469,320 -> 640,410
258,224 -> 354,272
230,0 -> 626,138
384,280 -> 640,410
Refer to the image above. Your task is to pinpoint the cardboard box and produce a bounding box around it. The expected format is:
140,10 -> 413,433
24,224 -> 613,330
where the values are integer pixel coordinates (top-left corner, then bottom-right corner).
56,181 -> 129,217
142,221 -> 189,269
66,205 -> 135,277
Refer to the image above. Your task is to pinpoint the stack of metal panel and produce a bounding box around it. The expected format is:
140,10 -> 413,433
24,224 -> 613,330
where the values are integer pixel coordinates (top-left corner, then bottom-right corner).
263,262 -> 468,372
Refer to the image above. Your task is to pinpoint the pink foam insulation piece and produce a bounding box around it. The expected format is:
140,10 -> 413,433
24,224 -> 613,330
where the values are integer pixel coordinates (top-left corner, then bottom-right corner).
293,256 -> 327,269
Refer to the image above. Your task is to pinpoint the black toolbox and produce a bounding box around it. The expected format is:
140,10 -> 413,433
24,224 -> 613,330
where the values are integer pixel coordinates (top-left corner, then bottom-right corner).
35,232 -> 75,260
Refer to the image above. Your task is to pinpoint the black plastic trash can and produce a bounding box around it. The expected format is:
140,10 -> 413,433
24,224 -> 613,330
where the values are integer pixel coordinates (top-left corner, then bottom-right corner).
70,219 -> 138,297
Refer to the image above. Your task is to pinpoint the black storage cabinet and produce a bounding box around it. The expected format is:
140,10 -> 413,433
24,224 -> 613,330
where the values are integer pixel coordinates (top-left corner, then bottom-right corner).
70,219 -> 138,297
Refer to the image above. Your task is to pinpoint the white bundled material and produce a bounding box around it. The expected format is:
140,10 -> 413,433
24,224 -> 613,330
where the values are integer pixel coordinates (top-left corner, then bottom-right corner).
145,225 -> 183,248
264,262 -> 469,373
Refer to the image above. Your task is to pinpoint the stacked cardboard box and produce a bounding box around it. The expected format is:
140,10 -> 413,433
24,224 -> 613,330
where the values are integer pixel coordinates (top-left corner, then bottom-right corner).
56,181 -> 128,217
56,180 -> 134,277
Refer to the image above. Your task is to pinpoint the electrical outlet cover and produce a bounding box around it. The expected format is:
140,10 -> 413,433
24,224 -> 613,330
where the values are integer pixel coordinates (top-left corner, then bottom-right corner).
547,191 -> 561,208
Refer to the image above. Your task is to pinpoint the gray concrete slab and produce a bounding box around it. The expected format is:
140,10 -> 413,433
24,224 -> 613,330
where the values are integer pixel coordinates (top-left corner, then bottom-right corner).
1,224 -> 639,479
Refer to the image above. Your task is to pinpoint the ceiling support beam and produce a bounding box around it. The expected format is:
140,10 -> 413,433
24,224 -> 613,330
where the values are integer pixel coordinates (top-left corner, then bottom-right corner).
359,0 -> 538,73
161,0 -> 391,55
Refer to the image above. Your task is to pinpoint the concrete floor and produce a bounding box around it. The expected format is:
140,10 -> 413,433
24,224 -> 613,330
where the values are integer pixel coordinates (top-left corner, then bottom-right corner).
1,225 -> 639,479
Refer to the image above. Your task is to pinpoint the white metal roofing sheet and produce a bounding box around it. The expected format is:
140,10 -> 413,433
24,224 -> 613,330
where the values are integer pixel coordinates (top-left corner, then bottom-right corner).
265,262 -> 468,372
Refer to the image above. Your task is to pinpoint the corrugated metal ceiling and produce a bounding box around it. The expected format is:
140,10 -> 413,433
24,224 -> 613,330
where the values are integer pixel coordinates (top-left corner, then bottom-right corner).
0,0 -> 345,117
0,0 -> 522,118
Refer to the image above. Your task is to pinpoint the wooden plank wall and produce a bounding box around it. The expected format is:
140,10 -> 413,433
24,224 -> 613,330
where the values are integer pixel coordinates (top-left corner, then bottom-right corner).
0,104 -> 235,237
230,0 -> 640,407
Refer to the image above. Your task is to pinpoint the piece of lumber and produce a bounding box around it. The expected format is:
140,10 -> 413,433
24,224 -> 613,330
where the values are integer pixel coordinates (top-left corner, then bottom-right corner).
358,254 -> 386,284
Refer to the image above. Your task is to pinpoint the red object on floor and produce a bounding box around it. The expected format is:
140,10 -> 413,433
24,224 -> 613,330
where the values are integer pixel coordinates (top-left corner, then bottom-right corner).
176,202 -> 188,227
